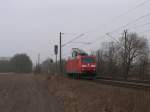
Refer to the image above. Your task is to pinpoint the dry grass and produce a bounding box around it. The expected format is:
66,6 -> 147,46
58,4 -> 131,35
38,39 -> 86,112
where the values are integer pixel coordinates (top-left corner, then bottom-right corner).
48,75 -> 150,112
32,73 -> 51,80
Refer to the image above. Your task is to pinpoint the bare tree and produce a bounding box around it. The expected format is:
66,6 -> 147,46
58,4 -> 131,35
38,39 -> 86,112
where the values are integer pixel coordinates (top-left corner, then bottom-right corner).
96,42 -> 118,77
96,49 -> 104,75
118,32 -> 149,79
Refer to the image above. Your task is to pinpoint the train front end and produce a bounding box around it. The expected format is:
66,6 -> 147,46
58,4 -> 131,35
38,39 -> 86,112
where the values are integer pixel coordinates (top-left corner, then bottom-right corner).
80,56 -> 96,78
66,48 -> 97,79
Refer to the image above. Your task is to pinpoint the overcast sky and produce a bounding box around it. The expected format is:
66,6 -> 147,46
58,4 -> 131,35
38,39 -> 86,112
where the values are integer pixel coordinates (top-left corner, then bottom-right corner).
0,0 -> 150,63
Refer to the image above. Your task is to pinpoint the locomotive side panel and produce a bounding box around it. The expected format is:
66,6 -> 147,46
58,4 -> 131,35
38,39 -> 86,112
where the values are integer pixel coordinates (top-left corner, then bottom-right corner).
66,58 -> 81,74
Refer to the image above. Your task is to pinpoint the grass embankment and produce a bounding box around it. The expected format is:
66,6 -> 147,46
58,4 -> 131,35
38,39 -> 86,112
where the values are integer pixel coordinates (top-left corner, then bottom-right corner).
47,75 -> 150,112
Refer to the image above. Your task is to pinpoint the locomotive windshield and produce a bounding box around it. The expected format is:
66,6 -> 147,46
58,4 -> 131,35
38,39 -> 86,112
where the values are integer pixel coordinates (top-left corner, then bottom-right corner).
82,58 -> 95,63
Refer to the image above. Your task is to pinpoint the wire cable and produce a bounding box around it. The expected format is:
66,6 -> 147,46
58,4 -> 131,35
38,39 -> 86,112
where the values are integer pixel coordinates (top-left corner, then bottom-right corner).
86,0 -> 150,34
62,33 -> 85,47
109,0 -> 150,23
108,12 -> 150,34
128,22 -> 150,29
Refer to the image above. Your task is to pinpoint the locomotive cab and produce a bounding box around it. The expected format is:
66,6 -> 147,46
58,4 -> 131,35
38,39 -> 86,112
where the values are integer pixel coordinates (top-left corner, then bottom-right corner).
81,57 -> 96,73
66,48 -> 97,79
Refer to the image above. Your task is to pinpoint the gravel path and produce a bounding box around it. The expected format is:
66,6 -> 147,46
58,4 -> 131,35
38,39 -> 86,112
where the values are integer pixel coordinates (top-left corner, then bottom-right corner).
0,73 -> 63,112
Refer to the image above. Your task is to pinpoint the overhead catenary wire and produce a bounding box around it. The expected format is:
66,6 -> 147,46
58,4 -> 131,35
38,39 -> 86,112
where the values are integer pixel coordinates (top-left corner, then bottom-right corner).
107,12 -> 150,34
77,1 -> 150,51
84,0 -> 150,45
65,0 -> 150,48
138,29 -> 150,34
107,0 -> 150,25
70,42 -> 91,44
63,0 -> 150,56
128,22 -> 150,29
86,0 -> 150,34
62,33 -> 85,47
89,19 -> 150,46
105,33 -> 120,43
80,33 -> 120,48
78,35 -> 106,49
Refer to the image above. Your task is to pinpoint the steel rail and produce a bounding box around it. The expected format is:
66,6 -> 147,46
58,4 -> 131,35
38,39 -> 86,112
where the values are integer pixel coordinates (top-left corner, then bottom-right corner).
93,77 -> 150,90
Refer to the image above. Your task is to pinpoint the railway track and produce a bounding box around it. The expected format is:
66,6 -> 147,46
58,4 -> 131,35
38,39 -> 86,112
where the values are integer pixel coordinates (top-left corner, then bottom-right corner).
93,77 -> 150,90
67,74 -> 150,90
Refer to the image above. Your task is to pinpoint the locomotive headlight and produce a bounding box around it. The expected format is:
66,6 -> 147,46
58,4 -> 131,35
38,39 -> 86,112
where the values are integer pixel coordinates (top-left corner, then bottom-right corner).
82,65 -> 87,67
91,65 -> 96,67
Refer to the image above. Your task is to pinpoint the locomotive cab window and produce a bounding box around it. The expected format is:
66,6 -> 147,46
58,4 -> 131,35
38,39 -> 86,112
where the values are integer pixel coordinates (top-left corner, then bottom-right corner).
81,58 -> 95,63
72,51 -> 78,58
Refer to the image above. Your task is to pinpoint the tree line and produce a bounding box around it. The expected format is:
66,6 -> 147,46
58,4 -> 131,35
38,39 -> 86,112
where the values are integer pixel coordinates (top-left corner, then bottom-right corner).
0,54 -> 32,73
34,58 -> 66,75
95,31 -> 149,80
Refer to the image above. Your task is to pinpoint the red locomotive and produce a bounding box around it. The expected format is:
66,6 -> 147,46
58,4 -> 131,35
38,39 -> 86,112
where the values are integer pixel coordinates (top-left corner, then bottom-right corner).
66,48 -> 96,79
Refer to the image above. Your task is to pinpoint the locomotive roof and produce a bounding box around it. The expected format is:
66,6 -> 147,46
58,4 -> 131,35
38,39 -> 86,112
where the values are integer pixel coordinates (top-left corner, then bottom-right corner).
72,48 -> 88,56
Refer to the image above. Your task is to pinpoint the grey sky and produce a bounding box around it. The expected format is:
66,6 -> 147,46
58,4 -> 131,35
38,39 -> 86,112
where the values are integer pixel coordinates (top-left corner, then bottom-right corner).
0,0 -> 150,63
